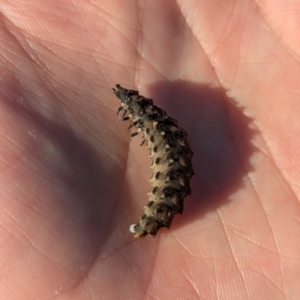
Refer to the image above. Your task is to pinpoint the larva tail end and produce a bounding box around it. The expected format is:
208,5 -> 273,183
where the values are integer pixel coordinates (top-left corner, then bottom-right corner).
129,222 -> 158,238
129,224 -> 137,233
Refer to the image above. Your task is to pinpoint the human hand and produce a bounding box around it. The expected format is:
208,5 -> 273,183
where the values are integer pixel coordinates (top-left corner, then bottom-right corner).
0,1 -> 299,299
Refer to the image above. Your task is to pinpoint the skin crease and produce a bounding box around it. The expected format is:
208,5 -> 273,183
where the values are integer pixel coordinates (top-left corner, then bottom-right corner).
0,0 -> 300,299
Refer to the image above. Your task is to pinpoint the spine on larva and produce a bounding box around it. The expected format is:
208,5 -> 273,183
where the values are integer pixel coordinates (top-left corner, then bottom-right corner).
113,84 -> 194,238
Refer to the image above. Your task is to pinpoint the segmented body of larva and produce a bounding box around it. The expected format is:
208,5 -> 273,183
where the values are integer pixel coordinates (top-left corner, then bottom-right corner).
113,84 -> 194,238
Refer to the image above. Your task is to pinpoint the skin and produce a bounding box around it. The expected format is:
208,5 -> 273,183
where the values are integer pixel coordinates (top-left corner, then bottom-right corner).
0,0 -> 300,299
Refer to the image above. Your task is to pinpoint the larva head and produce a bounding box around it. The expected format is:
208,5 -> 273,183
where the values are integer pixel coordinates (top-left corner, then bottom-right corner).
113,84 -> 154,116
113,84 -> 139,106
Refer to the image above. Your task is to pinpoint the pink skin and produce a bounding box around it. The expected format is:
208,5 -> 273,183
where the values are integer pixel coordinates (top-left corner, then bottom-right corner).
0,0 -> 300,299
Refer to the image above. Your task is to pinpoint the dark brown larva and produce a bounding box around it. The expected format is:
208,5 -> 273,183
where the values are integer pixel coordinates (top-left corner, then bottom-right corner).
113,84 -> 194,238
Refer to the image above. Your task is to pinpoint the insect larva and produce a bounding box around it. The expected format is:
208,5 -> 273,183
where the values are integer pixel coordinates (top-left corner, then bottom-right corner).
113,84 -> 194,238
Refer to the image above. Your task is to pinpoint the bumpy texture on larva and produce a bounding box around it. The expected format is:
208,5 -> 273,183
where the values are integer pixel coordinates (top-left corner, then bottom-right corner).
113,84 -> 194,238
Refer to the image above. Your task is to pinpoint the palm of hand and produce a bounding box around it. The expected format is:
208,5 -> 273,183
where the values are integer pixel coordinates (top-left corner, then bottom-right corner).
0,1 -> 299,299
